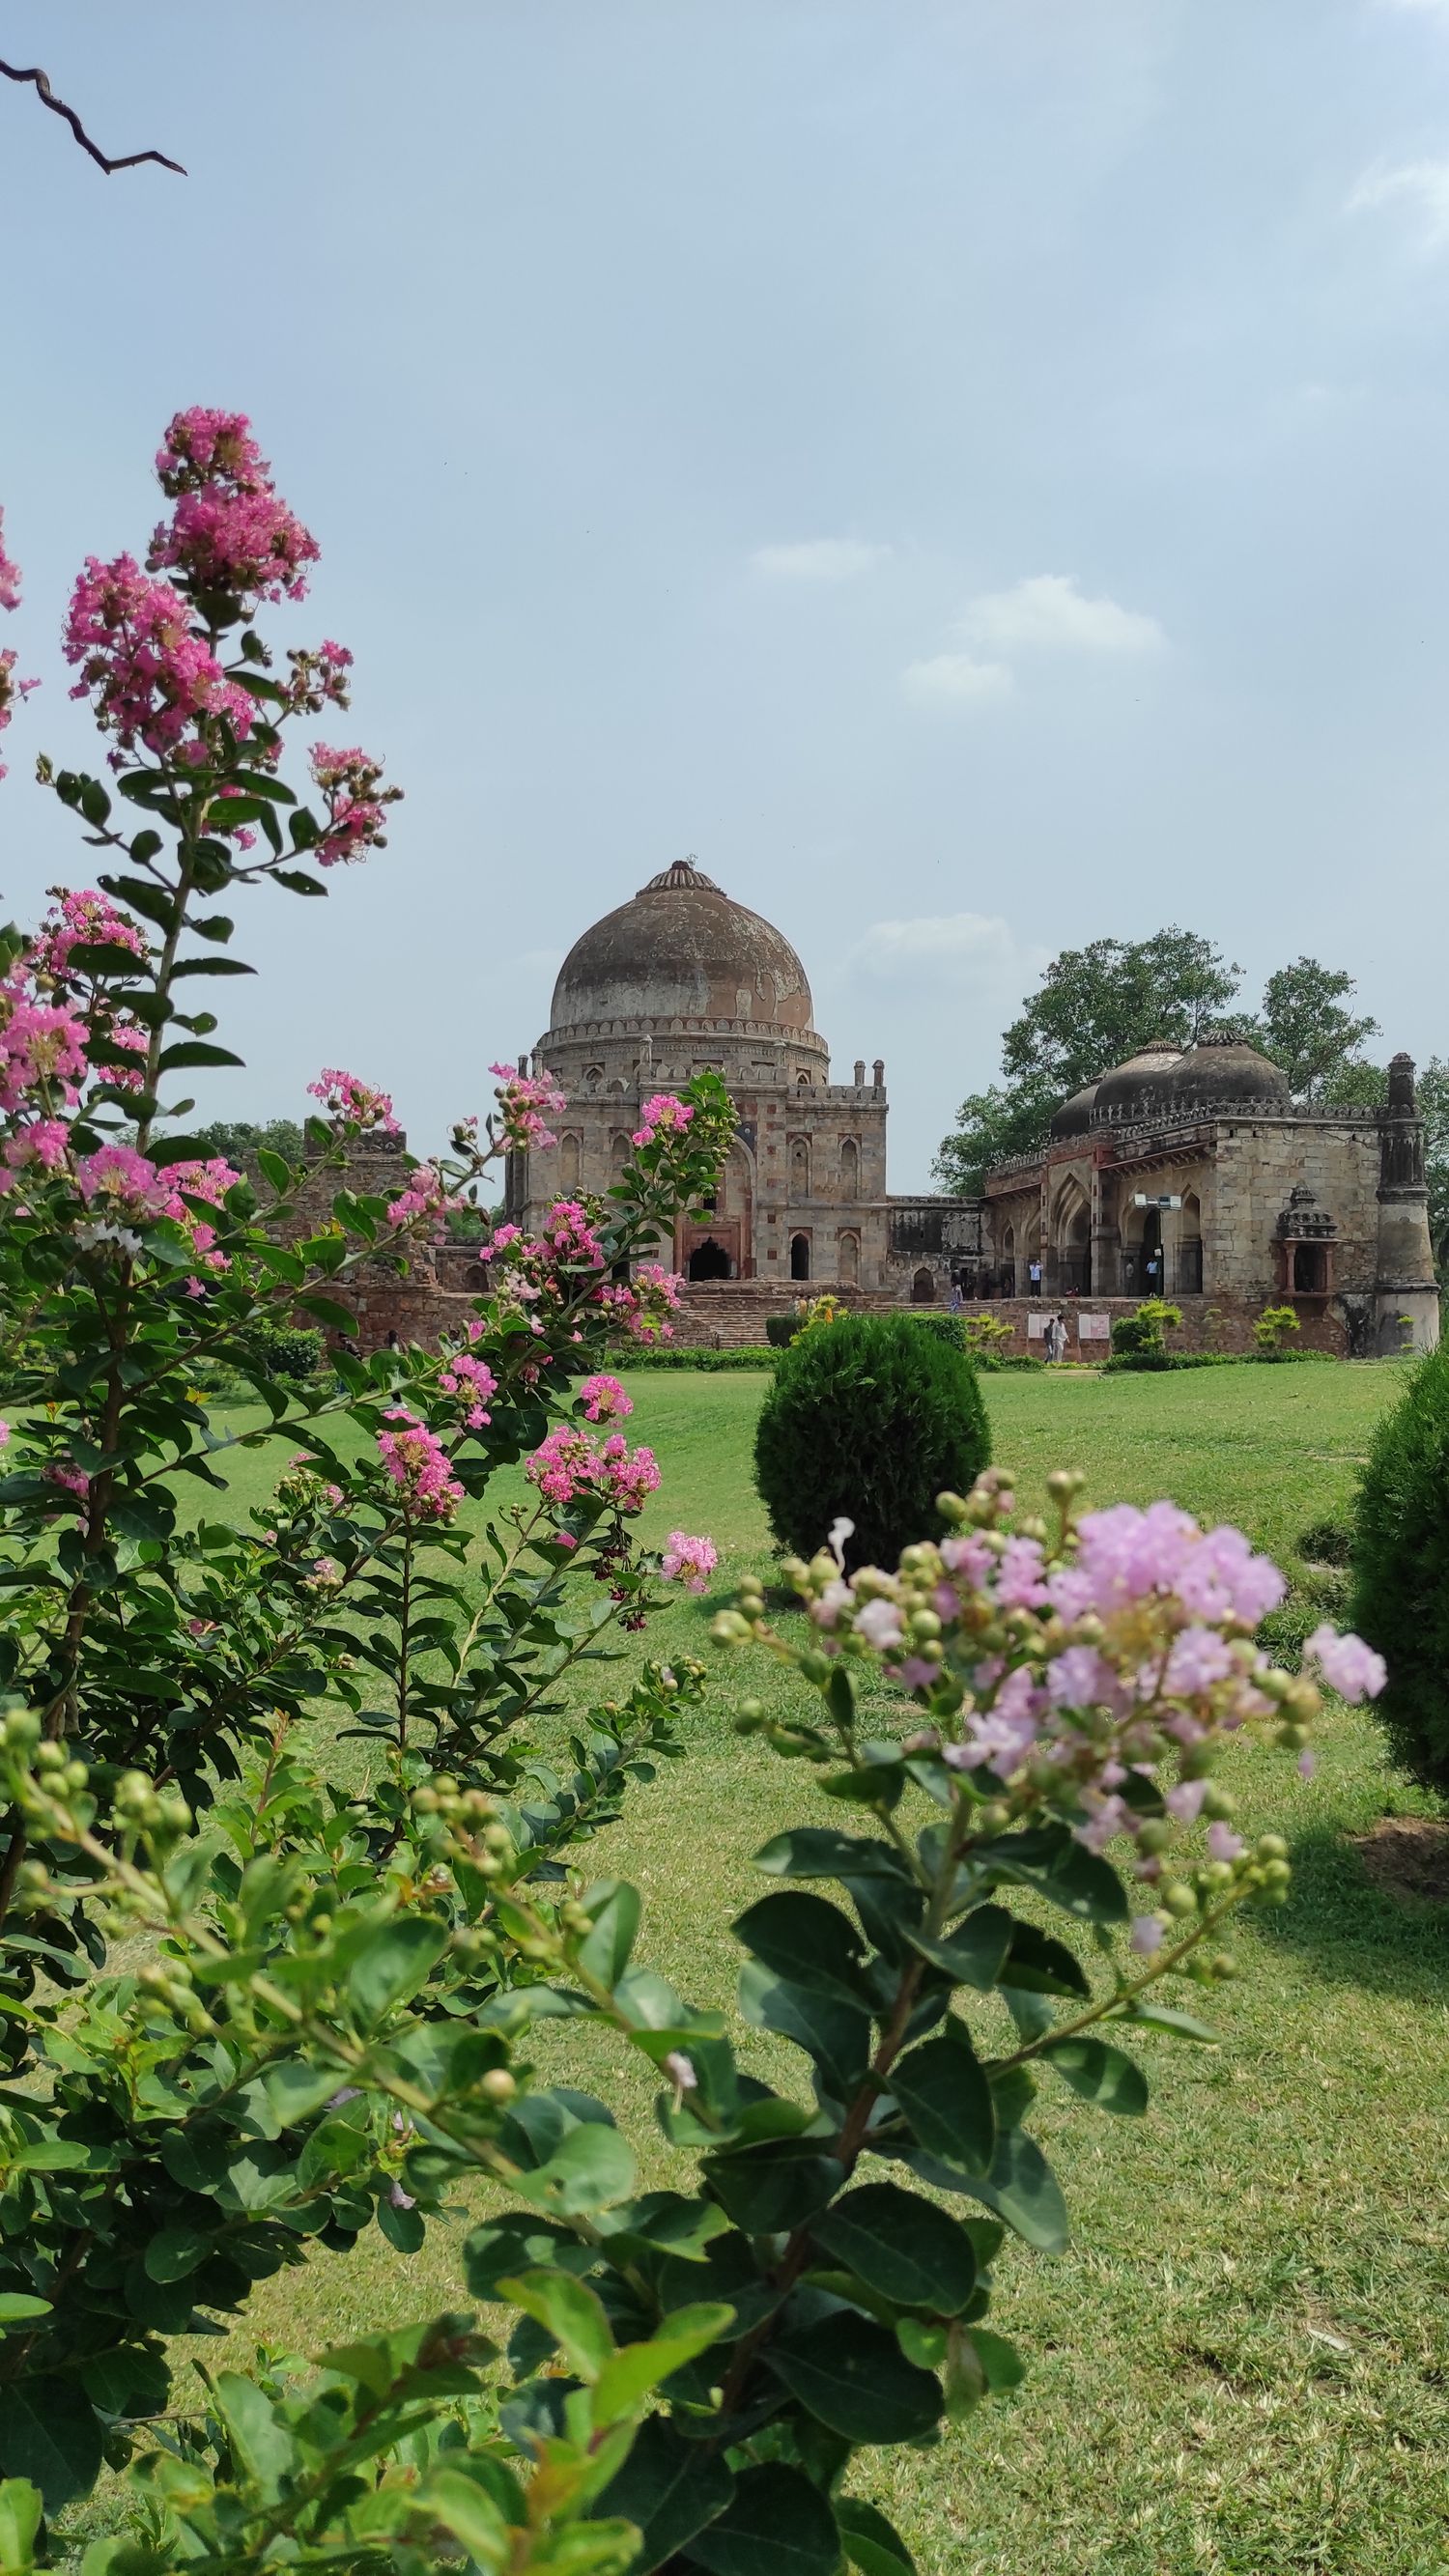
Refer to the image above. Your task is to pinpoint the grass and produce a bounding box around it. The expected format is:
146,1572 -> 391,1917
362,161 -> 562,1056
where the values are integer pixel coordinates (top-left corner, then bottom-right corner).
176,1366 -> 1449,2569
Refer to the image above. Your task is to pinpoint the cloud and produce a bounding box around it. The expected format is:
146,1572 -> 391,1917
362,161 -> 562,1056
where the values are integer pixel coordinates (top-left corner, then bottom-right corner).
1347,157 -> 1449,249
900,652 -> 1014,705
750,538 -> 891,580
958,573 -> 1166,658
845,910 -> 1037,991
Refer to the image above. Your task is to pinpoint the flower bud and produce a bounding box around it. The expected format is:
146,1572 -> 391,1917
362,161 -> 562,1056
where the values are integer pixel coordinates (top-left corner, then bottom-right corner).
1045,1468 -> 1087,1501
710,1609 -> 752,1648
1161,1881 -> 1197,1917
936,1490 -> 969,1524
976,1800 -> 1010,1836
480,2068 -> 517,2104
1137,1820 -> 1173,1856
1201,1783 -> 1236,1821
1255,1832 -> 1288,1863
909,1609 -> 943,1641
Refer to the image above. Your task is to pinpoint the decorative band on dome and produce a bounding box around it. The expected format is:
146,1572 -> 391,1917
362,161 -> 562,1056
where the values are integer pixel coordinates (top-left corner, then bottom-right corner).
639,857 -> 722,895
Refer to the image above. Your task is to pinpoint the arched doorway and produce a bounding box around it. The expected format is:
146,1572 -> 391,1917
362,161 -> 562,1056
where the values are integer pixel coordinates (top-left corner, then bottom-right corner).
912,1267 -> 936,1304
688,1236 -> 732,1282
840,1138 -> 860,1200
1051,1181 -> 1092,1295
1140,1205 -> 1163,1297
558,1132 -> 582,1193
1000,1224 -> 1015,1301
788,1138 -> 810,1203
838,1231 -> 860,1285
790,1232 -> 811,1281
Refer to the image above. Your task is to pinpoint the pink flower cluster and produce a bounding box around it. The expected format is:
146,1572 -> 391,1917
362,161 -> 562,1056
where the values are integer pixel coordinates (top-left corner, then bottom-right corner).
385,1160 -> 461,1234
526,1423 -> 662,1515
149,407 -> 320,605
0,650 -> 38,783
0,988 -> 90,1113
31,889 -> 145,983
632,1091 -> 695,1148
778,1479 -> 1383,1879
308,743 -> 401,868
376,1409 -> 464,1523
64,555 -> 256,757
538,1199 -> 606,1268
579,1373 -> 632,1423
307,1068 -> 399,1133
490,1062 -> 567,1152
599,1261 -> 685,1345
438,1348 -> 498,1430
68,1146 -> 242,1264
661,1530 -> 718,1592
0,508 -> 20,612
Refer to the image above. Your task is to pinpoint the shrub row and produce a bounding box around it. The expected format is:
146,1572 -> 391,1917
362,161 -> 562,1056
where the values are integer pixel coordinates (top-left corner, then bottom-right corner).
627,1345 -> 777,1371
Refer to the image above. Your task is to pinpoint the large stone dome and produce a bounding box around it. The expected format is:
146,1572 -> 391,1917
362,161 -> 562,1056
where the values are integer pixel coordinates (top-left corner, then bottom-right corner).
549,859 -> 814,1034
1091,1039 -> 1186,1124
1160,1035 -> 1291,1114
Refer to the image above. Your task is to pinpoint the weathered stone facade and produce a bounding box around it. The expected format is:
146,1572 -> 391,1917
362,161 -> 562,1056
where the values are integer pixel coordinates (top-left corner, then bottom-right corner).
977,1036 -> 1439,1357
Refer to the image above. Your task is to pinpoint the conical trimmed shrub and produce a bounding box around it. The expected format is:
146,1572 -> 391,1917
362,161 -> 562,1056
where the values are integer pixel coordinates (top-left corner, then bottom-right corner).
1350,1342 -> 1449,1795
753,1311 -> 991,1573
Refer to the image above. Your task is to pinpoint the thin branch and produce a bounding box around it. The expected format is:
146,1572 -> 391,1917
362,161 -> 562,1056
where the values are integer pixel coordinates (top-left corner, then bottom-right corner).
0,59 -> 185,176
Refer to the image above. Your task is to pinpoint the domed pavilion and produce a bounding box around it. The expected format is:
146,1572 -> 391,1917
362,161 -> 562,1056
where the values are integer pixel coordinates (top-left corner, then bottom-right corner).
508,859 -> 898,1291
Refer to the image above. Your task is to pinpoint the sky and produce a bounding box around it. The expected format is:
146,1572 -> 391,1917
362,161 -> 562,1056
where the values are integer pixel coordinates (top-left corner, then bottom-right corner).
4,0 -> 1449,1187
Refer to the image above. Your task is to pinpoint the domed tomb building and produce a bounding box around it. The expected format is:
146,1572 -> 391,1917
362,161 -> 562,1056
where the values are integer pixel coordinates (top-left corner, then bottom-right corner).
979,1032 -> 1438,1355
507,860 -> 909,1293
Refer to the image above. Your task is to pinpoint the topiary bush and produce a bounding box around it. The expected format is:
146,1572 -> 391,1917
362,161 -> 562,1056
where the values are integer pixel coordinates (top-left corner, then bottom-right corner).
753,1312 -> 990,1571
1350,1344 -> 1449,1794
906,1310 -> 967,1349
764,1313 -> 798,1348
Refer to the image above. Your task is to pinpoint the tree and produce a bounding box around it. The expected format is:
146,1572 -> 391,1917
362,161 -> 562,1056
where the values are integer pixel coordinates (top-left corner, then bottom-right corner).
0,57 -> 185,175
930,1076 -> 1056,1196
999,927 -> 1241,1099
1253,958 -> 1379,1103
193,1115 -> 306,1165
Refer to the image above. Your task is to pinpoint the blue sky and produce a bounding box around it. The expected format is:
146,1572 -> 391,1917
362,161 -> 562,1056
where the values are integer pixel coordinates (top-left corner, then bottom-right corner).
4,0 -> 1449,1185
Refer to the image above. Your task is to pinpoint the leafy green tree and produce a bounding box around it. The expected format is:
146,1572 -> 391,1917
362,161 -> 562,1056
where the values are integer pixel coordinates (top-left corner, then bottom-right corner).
1252,958 -> 1379,1103
999,927 -> 1240,1098
192,1115 -> 306,1165
930,1076 -> 1057,1196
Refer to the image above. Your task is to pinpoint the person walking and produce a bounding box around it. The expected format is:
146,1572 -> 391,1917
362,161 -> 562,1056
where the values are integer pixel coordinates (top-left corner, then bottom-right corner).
1044,1311 -> 1068,1364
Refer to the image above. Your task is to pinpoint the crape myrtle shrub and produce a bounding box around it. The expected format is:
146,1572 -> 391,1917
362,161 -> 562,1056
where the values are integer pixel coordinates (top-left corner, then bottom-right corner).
0,442 -> 1396,2576
1350,1343 -> 1449,1795
753,1315 -> 991,1574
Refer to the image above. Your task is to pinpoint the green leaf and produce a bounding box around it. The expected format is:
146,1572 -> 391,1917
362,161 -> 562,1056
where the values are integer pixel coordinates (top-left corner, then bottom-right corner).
413,2467 -> 507,2569
996,1919 -> 1091,1998
906,1903 -> 1013,1990
765,2311 -> 942,2444
591,2301 -> 735,2420
170,955 -> 255,977
296,1292 -> 361,1333
914,2124 -> 1071,2254
213,2374 -> 294,2501
273,869 -> 327,896
499,2269 -> 612,2382
576,1880 -> 640,1989
191,912 -> 235,943
465,2214 -> 594,2299
346,1915 -> 449,2028
0,2480 -> 43,2574
701,2138 -> 844,2235
836,2497 -> 918,2576
588,2416 -> 733,2573
753,1827 -> 916,1884
518,2122 -> 637,2217
63,940 -> 149,978
738,1961 -> 872,2104
0,2379 -> 103,2510
0,2296 -> 52,2328
811,2180 -> 977,2314
1043,2037 -> 1149,2115
977,1826 -> 1128,1925
156,1040 -> 245,1071
143,2226 -> 212,2283
686,2464 -> 840,2576
732,1891 -> 868,2006
889,2021 -> 996,2175
1127,2000 -> 1218,2043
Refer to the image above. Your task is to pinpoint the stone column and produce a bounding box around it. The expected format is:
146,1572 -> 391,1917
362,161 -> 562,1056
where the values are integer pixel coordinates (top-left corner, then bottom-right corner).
1375,1054 -> 1440,1353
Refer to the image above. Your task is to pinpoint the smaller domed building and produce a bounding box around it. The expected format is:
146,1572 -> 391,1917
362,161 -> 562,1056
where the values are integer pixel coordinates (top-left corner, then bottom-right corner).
979,1033 -> 1438,1355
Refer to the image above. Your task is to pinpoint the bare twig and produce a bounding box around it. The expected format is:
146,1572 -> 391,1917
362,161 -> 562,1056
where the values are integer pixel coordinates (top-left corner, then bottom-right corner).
0,58 -> 185,176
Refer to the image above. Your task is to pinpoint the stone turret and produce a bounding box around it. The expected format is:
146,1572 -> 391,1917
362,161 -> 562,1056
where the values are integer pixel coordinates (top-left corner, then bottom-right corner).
1375,1053 -> 1439,1353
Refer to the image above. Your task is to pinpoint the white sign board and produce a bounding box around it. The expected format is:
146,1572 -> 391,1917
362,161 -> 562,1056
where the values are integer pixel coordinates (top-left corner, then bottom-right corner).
1025,1311 -> 1049,1339
1077,1312 -> 1111,1342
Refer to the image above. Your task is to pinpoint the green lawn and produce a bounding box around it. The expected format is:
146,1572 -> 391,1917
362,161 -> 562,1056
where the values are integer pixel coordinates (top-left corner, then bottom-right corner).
194,1365 -> 1449,2573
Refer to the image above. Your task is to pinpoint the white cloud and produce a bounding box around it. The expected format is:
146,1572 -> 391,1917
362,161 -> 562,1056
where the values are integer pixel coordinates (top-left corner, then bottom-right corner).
750,538 -> 891,580
958,573 -> 1166,658
900,652 -> 1013,705
845,910 -> 1037,991
1348,157 -> 1449,249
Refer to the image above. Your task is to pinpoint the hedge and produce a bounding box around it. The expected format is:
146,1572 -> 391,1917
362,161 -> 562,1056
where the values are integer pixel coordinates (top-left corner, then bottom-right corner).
626,1345 -> 777,1371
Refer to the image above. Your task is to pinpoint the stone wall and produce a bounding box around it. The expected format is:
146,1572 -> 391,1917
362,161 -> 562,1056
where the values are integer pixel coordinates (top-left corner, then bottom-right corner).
965,1292 -> 1368,1359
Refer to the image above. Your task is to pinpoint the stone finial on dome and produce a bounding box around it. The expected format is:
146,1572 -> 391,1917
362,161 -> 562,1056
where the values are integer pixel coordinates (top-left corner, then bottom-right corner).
639,856 -> 723,895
